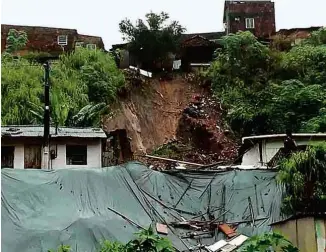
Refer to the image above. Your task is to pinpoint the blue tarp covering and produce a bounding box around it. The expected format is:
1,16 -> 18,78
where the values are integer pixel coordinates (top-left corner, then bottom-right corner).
1,162 -> 285,251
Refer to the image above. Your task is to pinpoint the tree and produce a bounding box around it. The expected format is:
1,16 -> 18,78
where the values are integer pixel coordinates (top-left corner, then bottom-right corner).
304,27 -> 326,46
281,44 -> 326,86
208,31 -> 279,136
208,31 -> 326,136
119,11 -> 186,70
5,29 -> 28,54
277,143 -> 326,214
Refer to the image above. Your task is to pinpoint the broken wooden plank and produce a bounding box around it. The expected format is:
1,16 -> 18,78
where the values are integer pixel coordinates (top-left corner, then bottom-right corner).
129,66 -> 152,78
218,223 -> 237,238
156,223 -> 168,235
144,154 -> 205,167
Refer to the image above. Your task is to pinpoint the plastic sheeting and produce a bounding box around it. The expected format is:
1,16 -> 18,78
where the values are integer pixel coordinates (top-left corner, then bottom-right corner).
1,162 -> 285,252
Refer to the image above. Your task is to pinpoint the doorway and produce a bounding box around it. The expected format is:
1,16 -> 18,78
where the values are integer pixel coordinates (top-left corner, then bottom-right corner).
1,146 -> 15,168
24,145 -> 42,169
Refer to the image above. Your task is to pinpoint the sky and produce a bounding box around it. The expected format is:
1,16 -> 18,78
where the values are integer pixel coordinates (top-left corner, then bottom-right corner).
1,0 -> 326,50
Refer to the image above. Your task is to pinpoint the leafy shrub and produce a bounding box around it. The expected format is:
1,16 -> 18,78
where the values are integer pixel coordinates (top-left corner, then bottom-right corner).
277,142 -> 326,214
239,232 -> 298,252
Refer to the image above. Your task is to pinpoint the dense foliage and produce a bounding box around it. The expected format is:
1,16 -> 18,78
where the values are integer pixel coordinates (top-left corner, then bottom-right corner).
277,142 -> 326,214
119,11 -> 185,70
1,48 -> 125,127
50,227 -> 175,252
239,232 -> 298,252
5,29 -> 28,53
208,28 -> 326,136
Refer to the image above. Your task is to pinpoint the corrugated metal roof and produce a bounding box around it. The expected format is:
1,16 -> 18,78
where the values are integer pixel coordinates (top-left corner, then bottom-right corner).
1,125 -> 107,138
242,133 -> 326,143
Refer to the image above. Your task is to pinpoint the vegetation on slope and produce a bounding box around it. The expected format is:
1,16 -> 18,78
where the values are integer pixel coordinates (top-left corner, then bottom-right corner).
208,28 -> 326,136
1,29 -> 125,127
277,142 -> 326,214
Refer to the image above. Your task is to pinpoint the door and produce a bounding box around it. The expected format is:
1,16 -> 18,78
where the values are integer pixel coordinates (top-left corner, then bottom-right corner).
24,145 -> 41,169
1,146 -> 15,168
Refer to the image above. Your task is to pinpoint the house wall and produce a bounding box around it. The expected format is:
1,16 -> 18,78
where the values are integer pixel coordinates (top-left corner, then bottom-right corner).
1,24 -> 105,55
119,49 -> 130,69
1,143 -> 25,169
50,139 -> 102,169
242,138 -> 326,166
225,1 -> 276,38
1,138 -> 102,169
272,217 -> 326,252
242,143 -> 260,166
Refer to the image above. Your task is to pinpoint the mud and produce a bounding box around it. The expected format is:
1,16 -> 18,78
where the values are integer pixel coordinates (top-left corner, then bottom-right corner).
103,75 -> 239,168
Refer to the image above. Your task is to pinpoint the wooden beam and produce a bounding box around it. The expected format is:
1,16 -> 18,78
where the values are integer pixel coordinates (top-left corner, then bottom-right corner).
144,154 -> 205,167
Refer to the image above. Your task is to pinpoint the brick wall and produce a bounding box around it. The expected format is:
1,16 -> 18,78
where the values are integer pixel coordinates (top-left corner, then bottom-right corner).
224,1 -> 276,38
1,24 -> 105,55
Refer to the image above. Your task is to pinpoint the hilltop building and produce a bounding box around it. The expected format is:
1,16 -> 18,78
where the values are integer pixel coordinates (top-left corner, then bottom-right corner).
1,24 -> 105,57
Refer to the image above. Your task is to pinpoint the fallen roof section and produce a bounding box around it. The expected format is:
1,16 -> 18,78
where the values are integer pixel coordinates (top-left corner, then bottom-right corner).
1,125 -> 107,138
2,162 -> 285,252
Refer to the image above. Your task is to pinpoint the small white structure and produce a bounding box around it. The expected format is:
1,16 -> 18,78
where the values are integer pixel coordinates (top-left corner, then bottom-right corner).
1,126 -> 107,169
241,133 -> 326,167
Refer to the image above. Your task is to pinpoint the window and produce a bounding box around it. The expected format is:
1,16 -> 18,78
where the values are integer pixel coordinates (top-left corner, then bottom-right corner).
66,145 -> 87,165
75,41 -> 84,48
235,17 -> 240,22
245,18 -> 255,29
57,35 -> 68,46
86,44 -> 96,50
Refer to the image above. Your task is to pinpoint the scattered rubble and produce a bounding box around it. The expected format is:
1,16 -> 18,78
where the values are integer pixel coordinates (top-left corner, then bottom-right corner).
139,93 -> 239,170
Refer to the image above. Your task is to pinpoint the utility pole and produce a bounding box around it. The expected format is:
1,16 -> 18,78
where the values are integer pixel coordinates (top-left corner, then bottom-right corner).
42,61 -> 50,170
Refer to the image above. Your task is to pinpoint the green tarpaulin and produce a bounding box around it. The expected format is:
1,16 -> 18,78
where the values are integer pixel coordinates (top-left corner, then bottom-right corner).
1,162 -> 285,252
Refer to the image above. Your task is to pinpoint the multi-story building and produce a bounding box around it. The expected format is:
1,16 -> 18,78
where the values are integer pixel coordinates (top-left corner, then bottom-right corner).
223,0 -> 276,39
1,24 -> 105,56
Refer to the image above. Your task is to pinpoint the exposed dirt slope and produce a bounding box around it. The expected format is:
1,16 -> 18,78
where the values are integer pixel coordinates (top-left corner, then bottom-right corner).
103,76 -> 199,153
103,75 -> 239,167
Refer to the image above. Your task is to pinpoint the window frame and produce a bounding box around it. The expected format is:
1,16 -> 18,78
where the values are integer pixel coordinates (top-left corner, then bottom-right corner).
86,44 -> 96,50
245,18 -> 255,29
75,41 -> 84,48
57,35 -> 68,46
66,145 -> 87,166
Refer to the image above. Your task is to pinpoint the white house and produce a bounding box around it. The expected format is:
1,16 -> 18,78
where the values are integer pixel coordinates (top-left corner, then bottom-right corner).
241,133 -> 326,167
1,126 -> 107,169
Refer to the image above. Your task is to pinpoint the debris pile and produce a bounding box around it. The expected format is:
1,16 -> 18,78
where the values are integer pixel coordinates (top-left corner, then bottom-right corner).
140,94 -> 239,170
177,94 -> 239,162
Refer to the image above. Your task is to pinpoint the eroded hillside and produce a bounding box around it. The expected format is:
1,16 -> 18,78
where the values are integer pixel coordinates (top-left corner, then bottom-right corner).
103,75 -> 239,168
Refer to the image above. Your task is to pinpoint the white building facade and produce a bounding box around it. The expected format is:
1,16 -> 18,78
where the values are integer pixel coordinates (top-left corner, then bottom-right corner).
241,133 -> 326,167
1,126 -> 107,169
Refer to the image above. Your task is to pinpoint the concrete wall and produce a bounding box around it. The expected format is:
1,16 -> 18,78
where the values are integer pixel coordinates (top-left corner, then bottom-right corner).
242,143 -> 260,166
242,138 -> 326,166
50,139 -> 102,169
1,138 -> 102,169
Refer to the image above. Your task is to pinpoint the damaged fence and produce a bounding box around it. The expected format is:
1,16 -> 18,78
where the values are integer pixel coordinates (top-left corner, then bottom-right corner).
1,162 -> 285,252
